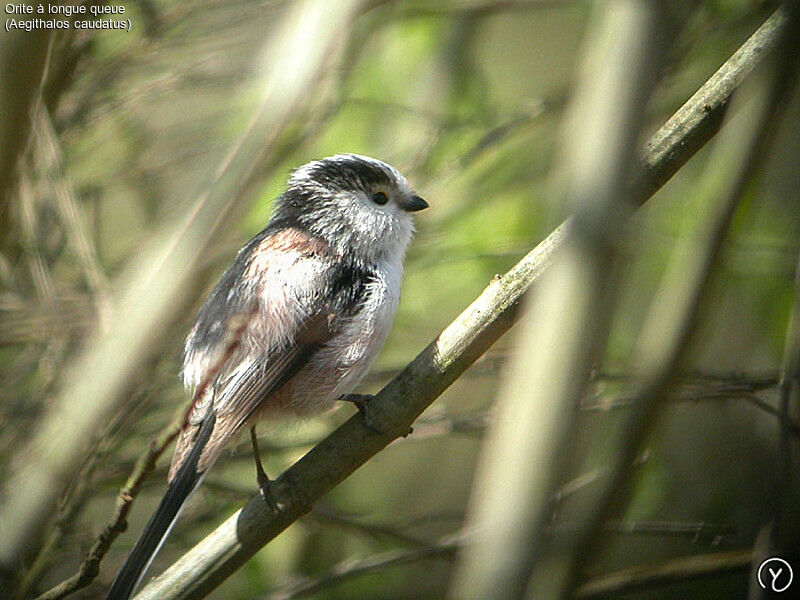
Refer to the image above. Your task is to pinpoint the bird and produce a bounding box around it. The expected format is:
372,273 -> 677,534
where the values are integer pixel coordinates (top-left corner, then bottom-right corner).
105,154 -> 427,599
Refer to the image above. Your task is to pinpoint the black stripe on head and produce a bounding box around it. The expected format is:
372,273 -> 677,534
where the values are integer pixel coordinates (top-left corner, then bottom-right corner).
329,261 -> 375,318
269,156 -> 396,235
304,156 -> 394,194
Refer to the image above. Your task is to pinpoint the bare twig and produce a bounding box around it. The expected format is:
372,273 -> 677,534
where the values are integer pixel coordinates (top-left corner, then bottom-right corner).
0,0 -> 369,578
260,532 -> 463,600
581,375 -> 800,435
632,8 -> 790,199
34,419 -> 183,600
181,304 -> 257,428
575,549 -> 753,598
261,525 -> 738,600
452,3 -> 682,598
751,204 -> 800,596
35,306 -> 259,600
397,373 -> 796,439
14,431 -> 112,599
600,521 -> 735,545
308,506 -> 437,549
566,5 -> 800,598
31,108 -> 113,330
777,246 -> 800,495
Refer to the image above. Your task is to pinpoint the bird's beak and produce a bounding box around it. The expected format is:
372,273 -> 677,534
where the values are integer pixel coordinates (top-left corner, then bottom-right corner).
401,195 -> 428,212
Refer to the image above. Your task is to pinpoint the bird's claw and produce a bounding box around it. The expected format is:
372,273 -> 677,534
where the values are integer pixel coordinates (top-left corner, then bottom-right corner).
256,470 -> 280,512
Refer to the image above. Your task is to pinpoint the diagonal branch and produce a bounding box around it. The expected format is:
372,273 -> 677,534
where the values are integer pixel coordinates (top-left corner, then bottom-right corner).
0,0 -> 370,584
561,4 -> 800,598
134,8 -> 790,600
452,3 -> 681,596
34,307 -> 258,600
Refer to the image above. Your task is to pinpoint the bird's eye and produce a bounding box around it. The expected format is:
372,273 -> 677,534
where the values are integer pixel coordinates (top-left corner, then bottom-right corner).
371,191 -> 389,206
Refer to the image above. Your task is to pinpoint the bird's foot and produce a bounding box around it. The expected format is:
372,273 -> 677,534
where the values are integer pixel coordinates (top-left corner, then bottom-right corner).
250,427 -> 279,511
256,469 -> 280,512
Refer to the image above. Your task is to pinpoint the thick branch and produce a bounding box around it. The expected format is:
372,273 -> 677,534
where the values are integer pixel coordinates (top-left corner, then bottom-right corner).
135,8 -> 789,600
452,2 -> 679,597
0,0 -> 368,579
563,4 -> 800,598
632,8 -> 789,198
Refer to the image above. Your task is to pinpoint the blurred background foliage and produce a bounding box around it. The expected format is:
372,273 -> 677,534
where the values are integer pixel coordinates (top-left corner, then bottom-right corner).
1,0 -> 798,598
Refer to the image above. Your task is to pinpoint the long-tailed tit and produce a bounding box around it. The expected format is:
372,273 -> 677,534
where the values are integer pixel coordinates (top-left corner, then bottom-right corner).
106,154 -> 427,599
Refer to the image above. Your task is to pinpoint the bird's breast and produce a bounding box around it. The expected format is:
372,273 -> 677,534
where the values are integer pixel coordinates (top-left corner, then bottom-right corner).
277,259 -> 403,415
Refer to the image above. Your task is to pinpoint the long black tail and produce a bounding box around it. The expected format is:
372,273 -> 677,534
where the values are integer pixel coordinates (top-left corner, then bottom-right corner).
105,413 -> 216,600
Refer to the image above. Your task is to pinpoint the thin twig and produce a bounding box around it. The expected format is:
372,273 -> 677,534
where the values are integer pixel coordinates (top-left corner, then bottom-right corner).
395,373 -> 796,439
13,418 -> 122,598
600,521 -> 735,545
575,549 -> 753,598
35,307 -> 257,600
753,242 -> 800,599
261,530 -> 742,600
35,420 -> 183,600
182,303 -> 257,428
0,0 -> 368,576
309,506 -> 437,549
260,533 -> 464,600
581,375 -> 800,436
32,107 -> 113,331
